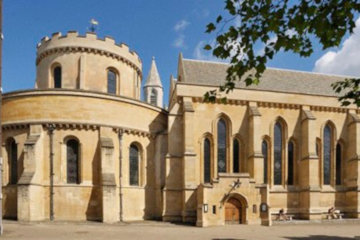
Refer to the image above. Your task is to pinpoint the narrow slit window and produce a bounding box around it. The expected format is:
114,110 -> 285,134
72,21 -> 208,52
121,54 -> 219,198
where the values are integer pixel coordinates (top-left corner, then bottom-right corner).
107,70 -> 117,94
129,144 -> 140,186
204,138 -> 211,183
262,140 -> 268,184
323,125 -> 332,185
67,139 -> 80,184
54,66 -> 62,88
274,122 -> 283,185
217,119 -> 227,173
233,139 -> 240,173
288,141 -> 294,185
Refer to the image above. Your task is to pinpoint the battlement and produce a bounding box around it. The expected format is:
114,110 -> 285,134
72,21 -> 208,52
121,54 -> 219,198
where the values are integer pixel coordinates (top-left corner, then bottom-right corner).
36,31 -> 142,71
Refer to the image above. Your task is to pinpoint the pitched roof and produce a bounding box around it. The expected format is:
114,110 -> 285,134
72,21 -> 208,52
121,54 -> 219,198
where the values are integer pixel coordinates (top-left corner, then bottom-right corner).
145,57 -> 162,87
180,58 -> 353,97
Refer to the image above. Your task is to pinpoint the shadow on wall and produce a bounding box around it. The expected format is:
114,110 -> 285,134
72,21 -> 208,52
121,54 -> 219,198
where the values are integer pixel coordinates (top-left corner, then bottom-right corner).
144,112 -> 168,220
86,140 -> 102,221
283,236 -> 360,240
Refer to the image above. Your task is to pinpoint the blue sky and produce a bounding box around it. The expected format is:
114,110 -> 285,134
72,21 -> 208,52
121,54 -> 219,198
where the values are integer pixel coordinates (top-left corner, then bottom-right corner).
3,1 -> 359,104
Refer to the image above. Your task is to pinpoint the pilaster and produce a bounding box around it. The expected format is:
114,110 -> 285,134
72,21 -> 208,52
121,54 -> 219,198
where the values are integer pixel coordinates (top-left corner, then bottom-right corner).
345,111 -> 360,217
247,102 -> 263,184
181,97 -> 197,223
100,127 -> 118,223
299,106 -> 321,219
17,124 -> 44,221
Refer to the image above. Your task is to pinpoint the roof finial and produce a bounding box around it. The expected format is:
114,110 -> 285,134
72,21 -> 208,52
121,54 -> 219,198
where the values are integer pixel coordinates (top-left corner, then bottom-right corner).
89,19 -> 99,32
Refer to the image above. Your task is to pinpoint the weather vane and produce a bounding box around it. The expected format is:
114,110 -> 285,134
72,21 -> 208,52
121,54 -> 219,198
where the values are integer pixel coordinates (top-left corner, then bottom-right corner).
89,19 -> 99,32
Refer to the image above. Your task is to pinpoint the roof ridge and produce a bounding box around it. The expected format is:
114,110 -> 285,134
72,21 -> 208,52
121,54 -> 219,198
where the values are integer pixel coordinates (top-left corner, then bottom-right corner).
183,58 -> 358,79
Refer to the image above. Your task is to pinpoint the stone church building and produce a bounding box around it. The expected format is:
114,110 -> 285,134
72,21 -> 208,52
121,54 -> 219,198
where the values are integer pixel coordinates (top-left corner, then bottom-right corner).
2,31 -> 360,226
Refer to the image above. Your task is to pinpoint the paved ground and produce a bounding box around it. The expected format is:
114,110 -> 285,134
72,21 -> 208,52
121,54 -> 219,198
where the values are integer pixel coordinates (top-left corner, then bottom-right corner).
1,220 -> 360,240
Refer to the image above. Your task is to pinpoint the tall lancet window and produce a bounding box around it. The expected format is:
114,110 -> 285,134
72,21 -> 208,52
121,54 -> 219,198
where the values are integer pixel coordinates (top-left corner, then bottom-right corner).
54,66 -> 62,88
336,143 -> 342,185
150,89 -> 157,106
8,138 -> 17,184
204,138 -> 211,183
107,70 -> 117,94
233,139 -> 240,173
323,125 -> 332,185
288,141 -> 294,185
129,144 -> 140,186
217,119 -> 227,173
274,122 -> 283,185
67,139 -> 80,184
262,140 -> 268,184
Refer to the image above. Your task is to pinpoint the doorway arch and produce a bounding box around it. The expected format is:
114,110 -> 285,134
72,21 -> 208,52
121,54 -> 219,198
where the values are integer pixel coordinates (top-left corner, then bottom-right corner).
224,194 -> 247,224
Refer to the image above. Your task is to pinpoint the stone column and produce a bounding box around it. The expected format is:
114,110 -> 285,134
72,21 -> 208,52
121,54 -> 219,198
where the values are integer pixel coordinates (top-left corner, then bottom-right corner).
181,97 -> 197,223
17,124 -> 44,221
100,127 -> 118,223
299,106 -> 321,219
346,111 -> 360,218
247,102 -> 263,184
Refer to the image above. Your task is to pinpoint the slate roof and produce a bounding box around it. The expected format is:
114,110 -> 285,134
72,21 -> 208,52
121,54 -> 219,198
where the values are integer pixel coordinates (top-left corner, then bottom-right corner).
181,58 -> 354,97
145,57 -> 162,87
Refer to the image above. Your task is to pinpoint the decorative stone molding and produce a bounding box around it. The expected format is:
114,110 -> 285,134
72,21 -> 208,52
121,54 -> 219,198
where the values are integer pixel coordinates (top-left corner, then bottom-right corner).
36,31 -> 142,76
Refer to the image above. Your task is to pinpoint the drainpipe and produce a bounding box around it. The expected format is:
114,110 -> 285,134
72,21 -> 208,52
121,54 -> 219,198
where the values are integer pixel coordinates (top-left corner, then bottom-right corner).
48,124 -> 55,221
118,130 -> 123,222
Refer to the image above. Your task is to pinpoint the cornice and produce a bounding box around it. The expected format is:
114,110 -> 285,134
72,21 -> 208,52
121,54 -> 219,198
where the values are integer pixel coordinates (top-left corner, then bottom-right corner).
36,46 -> 142,77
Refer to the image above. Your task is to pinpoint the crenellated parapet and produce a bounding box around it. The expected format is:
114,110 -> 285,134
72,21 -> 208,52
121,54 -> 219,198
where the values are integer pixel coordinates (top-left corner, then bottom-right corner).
36,31 -> 142,74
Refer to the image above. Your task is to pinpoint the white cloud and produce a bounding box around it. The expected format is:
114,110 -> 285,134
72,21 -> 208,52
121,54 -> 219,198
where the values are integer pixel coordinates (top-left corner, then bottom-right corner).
173,34 -> 186,48
313,17 -> 360,76
193,40 -> 228,62
174,20 -> 190,32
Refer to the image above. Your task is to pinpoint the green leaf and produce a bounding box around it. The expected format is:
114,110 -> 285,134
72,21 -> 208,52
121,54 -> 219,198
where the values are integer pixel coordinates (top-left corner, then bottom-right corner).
205,23 -> 216,33
204,44 -> 212,50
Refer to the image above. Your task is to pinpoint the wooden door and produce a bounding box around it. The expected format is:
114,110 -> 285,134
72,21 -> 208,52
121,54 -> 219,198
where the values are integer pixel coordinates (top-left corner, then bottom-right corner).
225,198 -> 242,224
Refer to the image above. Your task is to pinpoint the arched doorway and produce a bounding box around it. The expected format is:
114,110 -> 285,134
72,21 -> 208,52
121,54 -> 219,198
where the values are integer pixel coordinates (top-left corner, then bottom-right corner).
225,197 -> 246,224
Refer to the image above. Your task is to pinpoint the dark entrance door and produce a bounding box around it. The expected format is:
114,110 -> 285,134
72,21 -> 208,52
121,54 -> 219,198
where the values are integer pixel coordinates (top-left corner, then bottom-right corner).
225,198 -> 242,224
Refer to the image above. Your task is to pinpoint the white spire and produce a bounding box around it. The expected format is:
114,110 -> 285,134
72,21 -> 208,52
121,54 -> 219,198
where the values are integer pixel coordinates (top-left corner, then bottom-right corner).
145,56 -> 162,87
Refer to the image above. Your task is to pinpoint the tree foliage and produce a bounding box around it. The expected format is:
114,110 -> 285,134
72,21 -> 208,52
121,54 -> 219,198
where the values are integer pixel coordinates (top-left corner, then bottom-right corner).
205,0 -> 360,106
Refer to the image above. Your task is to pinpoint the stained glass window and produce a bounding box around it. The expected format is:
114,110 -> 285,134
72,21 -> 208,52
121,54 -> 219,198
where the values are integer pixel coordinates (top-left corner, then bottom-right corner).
262,140 -> 268,184
129,144 -> 139,186
204,138 -> 211,183
274,122 -> 282,185
323,125 -> 331,185
107,70 -> 117,94
217,119 -> 227,173
233,139 -> 240,173
336,143 -> 341,185
67,139 -> 79,184
8,139 -> 17,184
288,141 -> 294,185
54,66 -> 62,88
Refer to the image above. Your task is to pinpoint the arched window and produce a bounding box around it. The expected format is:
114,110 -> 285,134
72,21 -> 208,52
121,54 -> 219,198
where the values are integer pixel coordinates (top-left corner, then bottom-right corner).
129,144 -> 140,186
336,143 -> 342,185
150,89 -> 157,106
262,140 -> 268,184
274,122 -> 283,185
233,139 -> 240,173
288,141 -> 294,185
54,66 -> 62,88
67,139 -> 80,184
107,70 -> 117,94
217,119 -> 227,173
204,138 -> 211,183
323,125 -> 332,185
7,138 -> 17,184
